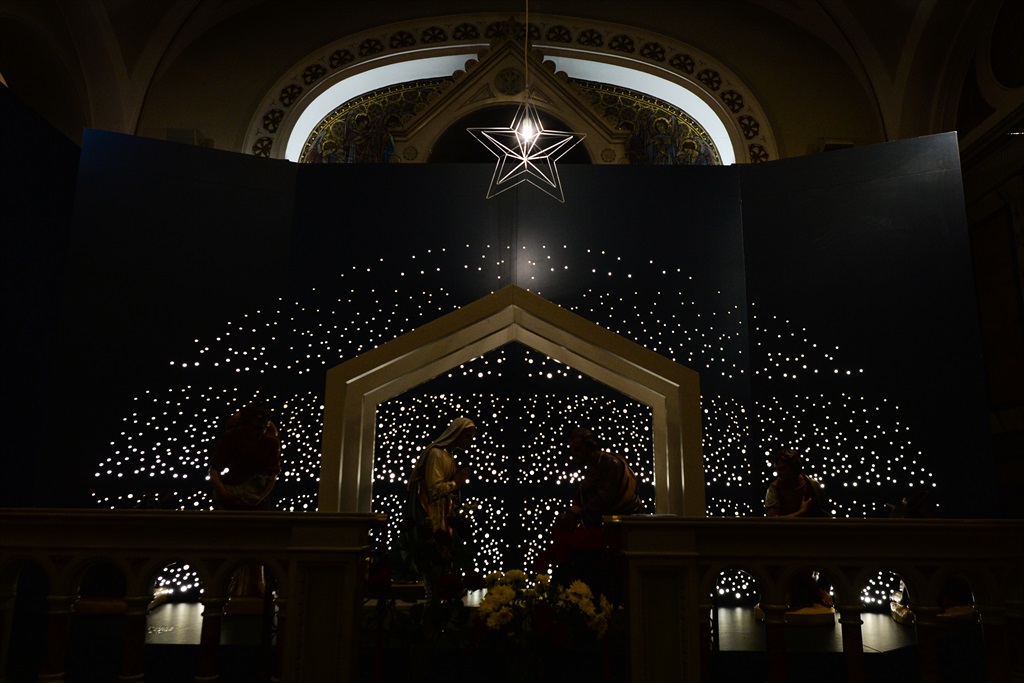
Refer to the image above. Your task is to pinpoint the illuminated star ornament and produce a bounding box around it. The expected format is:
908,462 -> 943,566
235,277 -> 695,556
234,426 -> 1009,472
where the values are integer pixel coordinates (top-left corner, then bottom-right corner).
468,101 -> 585,202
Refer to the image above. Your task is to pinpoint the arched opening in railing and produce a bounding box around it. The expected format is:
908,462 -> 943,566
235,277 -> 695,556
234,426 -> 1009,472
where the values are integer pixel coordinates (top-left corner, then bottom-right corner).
714,568 -> 762,608
68,560 -> 129,679
1,560 -> 48,680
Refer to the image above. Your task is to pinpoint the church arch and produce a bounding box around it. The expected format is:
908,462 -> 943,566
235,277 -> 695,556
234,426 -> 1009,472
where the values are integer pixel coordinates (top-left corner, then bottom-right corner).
245,14 -> 776,165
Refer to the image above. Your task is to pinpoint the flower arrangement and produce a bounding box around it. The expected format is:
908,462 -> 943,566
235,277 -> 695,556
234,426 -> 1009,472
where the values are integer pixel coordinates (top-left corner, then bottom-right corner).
363,558 -> 621,682
475,570 -> 614,647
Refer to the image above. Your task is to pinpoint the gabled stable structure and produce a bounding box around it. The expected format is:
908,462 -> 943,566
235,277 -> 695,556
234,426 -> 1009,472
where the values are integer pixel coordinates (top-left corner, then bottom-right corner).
319,285 -> 705,516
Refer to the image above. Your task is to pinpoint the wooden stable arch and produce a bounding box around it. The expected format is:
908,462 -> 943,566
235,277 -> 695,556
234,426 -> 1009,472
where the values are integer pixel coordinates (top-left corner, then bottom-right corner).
318,285 -> 704,516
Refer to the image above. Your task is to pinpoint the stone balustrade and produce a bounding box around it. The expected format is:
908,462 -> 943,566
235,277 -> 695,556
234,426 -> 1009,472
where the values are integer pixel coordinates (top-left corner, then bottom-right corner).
2,510 -> 1022,682
605,516 -> 1024,683
0,508 -> 385,682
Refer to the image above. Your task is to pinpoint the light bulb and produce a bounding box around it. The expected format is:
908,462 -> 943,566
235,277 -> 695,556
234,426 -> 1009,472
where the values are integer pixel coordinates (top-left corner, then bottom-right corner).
518,119 -> 538,145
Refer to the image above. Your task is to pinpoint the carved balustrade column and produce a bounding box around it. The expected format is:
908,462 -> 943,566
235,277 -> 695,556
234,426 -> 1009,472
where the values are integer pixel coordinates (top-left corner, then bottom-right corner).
271,595 -> 287,683
698,601 -> 714,683
195,596 -> 227,682
977,603 -> 1010,683
38,594 -> 76,682
622,561 -> 699,682
913,605 -> 943,683
1005,597 -> 1024,683
760,603 -> 788,683
836,602 -> 866,683
0,588 -> 16,674
120,595 -> 151,682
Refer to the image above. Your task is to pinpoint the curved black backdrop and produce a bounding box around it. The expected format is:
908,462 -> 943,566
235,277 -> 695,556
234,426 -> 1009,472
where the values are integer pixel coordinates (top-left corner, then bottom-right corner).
1,86 -> 993,526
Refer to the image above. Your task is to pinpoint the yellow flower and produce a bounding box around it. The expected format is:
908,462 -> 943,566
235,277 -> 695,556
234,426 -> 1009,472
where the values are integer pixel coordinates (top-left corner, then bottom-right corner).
486,605 -> 514,630
479,584 -> 515,614
568,593 -> 597,616
485,571 -> 504,587
567,580 -> 593,599
501,569 -> 527,585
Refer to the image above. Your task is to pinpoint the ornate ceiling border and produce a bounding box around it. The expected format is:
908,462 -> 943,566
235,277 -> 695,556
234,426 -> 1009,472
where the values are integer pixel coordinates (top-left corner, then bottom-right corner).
244,14 -> 777,164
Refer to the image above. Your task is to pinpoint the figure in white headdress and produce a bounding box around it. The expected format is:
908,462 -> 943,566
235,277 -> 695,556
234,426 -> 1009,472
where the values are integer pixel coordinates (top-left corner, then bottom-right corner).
407,417 -> 476,535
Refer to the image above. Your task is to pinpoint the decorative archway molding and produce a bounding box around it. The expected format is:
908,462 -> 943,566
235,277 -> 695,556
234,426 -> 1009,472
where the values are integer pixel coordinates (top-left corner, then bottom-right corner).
318,285 -> 705,516
245,13 -> 776,165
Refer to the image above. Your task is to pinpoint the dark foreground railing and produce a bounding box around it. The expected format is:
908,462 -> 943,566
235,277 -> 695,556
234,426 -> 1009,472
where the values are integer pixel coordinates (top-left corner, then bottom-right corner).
1,511 -> 1022,682
0,508 -> 385,682
604,516 -> 1024,683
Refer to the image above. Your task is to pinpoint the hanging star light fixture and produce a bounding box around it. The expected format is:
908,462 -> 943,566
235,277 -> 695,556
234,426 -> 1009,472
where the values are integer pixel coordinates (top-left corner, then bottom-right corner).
467,4 -> 584,202
468,100 -> 584,202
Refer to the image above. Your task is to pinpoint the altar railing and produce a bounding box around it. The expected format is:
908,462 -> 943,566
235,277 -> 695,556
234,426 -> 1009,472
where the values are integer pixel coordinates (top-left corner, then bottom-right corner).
1,511 -> 1022,682
605,516 -> 1024,683
0,508 -> 385,682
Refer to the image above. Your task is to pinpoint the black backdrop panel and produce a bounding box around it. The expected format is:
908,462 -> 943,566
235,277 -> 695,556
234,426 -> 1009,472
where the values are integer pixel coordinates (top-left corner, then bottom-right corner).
290,162 -> 509,296
5,125 -> 993,526
516,163 -> 749,381
49,129 -> 298,506
58,129 -> 297,384
517,164 -> 745,301
1,86 -> 80,506
739,133 -> 992,517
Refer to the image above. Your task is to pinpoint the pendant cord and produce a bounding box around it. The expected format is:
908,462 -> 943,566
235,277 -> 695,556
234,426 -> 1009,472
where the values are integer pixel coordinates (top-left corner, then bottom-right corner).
524,0 -> 529,99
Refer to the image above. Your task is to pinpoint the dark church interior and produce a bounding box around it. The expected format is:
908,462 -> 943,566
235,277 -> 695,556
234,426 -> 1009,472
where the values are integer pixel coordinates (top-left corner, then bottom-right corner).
1,2 -> 1022,681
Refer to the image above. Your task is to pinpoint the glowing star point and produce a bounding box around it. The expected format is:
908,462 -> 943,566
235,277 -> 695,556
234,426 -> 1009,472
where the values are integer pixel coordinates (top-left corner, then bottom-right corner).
468,101 -> 585,202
